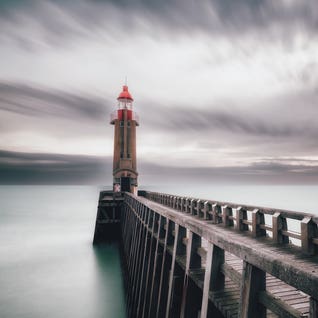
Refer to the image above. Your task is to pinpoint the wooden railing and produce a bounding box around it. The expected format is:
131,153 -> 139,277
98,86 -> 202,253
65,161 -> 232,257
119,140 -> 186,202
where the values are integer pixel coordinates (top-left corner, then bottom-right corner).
121,191 -> 318,318
140,191 -> 318,255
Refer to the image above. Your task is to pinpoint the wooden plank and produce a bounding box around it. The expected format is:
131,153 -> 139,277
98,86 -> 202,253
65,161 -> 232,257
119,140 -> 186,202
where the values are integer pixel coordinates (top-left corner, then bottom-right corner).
259,291 -> 305,318
221,263 -> 241,286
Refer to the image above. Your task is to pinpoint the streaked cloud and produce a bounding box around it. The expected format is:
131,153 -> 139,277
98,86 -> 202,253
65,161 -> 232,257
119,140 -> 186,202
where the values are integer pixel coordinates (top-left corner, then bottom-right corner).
0,1 -> 317,184
2,150 -> 318,185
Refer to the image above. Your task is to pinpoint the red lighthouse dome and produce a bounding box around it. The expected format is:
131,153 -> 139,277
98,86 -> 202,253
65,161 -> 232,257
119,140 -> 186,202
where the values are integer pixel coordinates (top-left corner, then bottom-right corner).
117,85 -> 134,101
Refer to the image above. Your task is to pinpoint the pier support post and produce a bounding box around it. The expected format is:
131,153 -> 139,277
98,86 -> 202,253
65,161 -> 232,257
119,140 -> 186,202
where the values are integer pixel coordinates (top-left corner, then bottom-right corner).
156,219 -> 174,318
200,243 -> 225,318
148,215 -> 166,317
310,297 -> 318,318
141,212 -> 158,317
180,231 -> 202,318
166,223 -> 187,318
239,261 -> 266,318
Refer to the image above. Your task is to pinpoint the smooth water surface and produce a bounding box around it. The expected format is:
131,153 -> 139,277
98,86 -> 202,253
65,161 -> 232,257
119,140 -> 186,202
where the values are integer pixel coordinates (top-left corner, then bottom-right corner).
1,184 -> 317,318
0,186 -> 126,318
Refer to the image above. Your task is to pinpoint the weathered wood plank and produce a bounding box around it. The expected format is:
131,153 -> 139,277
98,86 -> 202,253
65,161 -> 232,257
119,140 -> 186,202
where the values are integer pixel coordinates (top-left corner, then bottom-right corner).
259,291 -> 304,318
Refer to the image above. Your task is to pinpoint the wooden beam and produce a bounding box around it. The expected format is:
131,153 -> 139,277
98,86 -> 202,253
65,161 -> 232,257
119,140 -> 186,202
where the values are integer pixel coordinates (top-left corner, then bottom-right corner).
239,261 -> 266,318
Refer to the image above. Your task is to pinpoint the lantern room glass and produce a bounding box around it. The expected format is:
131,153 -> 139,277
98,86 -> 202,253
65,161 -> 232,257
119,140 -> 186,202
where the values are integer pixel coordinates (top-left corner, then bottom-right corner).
118,99 -> 132,110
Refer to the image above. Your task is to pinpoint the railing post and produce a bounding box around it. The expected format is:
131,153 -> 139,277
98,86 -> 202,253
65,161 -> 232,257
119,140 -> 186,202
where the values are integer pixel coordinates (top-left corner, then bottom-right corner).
272,212 -> 288,244
222,205 -> 233,227
212,203 -> 219,224
180,197 -> 185,212
190,199 -> 196,215
203,201 -> 210,220
301,216 -> 317,255
239,261 -> 266,318
178,197 -> 182,210
236,207 -> 248,232
185,198 -> 190,213
172,196 -> 177,209
251,209 -> 266,238
195,199 -> 200,217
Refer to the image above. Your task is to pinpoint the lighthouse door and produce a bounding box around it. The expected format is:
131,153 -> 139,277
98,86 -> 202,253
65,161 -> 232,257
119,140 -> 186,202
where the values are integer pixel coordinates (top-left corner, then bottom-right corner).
120,177 -> 131,192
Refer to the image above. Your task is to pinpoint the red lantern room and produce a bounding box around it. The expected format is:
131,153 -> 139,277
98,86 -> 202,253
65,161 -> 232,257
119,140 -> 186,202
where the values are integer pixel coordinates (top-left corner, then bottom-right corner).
111,85 -> 139,125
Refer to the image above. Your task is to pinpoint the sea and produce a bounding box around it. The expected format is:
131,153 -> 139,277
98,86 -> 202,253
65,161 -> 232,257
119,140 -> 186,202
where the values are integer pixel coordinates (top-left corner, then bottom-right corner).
1,185 -> 317,318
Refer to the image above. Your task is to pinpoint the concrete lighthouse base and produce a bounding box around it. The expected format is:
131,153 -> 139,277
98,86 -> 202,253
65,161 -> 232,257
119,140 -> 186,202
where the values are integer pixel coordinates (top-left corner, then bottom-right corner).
93,191 -> 124,244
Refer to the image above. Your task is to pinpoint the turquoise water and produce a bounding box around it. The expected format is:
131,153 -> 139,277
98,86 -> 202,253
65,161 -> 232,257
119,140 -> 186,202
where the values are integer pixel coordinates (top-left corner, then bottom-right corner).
0,186 -> 126,318
1,185 -> 317,318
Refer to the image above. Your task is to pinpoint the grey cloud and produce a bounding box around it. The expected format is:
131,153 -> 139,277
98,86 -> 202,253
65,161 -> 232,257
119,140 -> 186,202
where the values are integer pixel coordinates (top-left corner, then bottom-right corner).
0,82 -> 111,138
0,0 -> 317,49
140,158 -> 318,186
1,81 -> 318,161
140,90 -> 318,140
1,149 -> 318,185
0,82 -> 309,139
0,82 -> 108,120
0,150 -> 112,184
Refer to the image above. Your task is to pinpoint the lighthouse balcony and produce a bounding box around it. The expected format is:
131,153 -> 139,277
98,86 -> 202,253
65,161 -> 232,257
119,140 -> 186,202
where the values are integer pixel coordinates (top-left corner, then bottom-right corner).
110,110 -> 139,126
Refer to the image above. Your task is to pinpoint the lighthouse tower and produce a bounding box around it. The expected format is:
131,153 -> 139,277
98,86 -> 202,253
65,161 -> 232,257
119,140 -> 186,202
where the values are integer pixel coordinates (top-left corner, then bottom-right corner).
110,85 -> 139,194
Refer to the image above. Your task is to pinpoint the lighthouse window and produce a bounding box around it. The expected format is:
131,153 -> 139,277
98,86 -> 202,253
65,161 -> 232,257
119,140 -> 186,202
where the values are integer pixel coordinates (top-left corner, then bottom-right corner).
127,121 -> 131,128
120,121 -> 124,127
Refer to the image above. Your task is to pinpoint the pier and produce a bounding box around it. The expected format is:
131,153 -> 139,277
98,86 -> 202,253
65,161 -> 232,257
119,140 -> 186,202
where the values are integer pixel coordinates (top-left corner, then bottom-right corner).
94,190 -> 318,318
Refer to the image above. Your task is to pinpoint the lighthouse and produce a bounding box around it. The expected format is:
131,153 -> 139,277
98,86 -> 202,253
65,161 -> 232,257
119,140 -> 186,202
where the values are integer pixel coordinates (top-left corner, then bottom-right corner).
110,85 -> 139,194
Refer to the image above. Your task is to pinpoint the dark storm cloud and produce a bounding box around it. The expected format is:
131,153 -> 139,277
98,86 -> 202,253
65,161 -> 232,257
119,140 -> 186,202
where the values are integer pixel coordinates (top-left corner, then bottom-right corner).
2,149 -> 318,185
0,82 -> 112,140
140,158 -> 318,185
0,82 -> 108,120
88,0 -> 318,34
0,150 -> 112,184
0,0 -> 317,49
140,89 -> 318,140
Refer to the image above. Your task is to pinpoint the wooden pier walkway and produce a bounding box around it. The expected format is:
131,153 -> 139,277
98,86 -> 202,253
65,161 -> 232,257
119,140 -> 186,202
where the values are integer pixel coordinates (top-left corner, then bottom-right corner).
120,191 -> 318,318
93,190 -> 318,317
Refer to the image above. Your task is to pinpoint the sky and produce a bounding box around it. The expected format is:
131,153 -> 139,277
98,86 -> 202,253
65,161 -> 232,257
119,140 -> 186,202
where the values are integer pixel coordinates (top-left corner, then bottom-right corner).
1,0 -> 318,186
